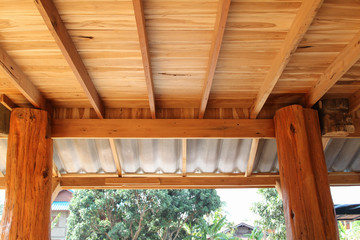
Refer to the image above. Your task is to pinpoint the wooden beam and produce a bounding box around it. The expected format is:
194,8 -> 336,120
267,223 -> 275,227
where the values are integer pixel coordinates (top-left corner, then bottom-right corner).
1,108 -> 52,239
322,138 -> 330,151
52,178 -> 62,203
199,0 -> 231,119
132,0 -> 156,119
274,105 -> 338,239
0,47 -> 46,109
109,139 -> 122,177
0,172 -> 358,190
349,89 -> 360,113
182,139 -> 187,177
52,119 -> 275,138
275,180 -> 283,200
35,0 -> 104,119
249,0 -> 323,118
304,30 -> 360,107
245,138 -> 259,177
0,94 -> 16,111
0,104 -> 10,136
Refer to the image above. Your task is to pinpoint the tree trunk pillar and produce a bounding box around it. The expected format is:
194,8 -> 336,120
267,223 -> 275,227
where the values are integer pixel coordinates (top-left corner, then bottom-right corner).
0,108 -> 52,239
274,105 -> 338,239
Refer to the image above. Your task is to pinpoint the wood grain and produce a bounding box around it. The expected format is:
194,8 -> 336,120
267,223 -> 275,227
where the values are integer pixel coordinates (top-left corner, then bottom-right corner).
245,138 -> 259,177
274,105 -> 338,239
0,108 -> 52,239
199,0 -> 231,118
52,118 -> 275,138
250,0 -> 323,118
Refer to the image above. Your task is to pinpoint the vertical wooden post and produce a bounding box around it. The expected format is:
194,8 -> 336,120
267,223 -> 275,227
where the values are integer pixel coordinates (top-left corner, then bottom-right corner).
0,108 -> 52,240
274,105 -> 338,239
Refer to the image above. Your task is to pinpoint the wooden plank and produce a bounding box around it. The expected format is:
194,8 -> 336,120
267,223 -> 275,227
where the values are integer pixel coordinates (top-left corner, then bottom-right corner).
0,94 -> 17,111
245,138 -> 259,177
182,139 -> 187,177
133,0 -> 156,119
51,119 -> 275,138
322,138 -> 330,151
0,108 -> 52,239
35,0 -> 105,118
304,30 -> 360,107
249,0 -> 323,118
349,89 -> 360,113
274,105 -> 338,239
199,0 -> 231,119
51,178 -> 62,203
0,47 -> 46,109
109,139 -> 122,177
275,180 -> 283,200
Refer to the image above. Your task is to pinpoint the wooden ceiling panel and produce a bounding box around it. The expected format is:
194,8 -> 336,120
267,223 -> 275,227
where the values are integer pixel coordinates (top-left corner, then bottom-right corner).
274,0 -> 360,98
211,0 -> 300,108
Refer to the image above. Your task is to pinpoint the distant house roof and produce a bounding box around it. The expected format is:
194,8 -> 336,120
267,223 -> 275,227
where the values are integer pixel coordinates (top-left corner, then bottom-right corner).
224,222 -> 254,234
335,204 -> 360,221
52,201 -> 70,211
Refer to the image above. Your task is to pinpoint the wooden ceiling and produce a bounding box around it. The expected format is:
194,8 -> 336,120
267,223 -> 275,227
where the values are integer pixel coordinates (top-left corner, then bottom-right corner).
0,0 -> 359,120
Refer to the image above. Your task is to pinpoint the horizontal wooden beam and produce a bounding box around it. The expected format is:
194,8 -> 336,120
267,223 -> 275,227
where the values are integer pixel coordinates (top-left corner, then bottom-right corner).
0,47 -> 46,109
0,172 -> 358,189
51,119 -> 275,138
35,0 -> 105,118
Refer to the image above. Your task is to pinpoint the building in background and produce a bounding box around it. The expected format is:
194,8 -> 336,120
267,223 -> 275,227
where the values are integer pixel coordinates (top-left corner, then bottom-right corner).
51,190 -> 73,240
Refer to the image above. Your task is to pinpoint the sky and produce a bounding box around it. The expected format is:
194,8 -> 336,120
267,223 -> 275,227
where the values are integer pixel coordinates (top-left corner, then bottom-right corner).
0,186 -> 359,226
216,186 -> 360,226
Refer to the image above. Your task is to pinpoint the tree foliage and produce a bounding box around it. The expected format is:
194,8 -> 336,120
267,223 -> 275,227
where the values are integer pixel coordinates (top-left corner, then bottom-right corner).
66,189 -> 221,240
251,188 -> 286,240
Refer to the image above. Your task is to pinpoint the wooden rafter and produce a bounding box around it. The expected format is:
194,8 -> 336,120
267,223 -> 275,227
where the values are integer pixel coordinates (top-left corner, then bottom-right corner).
349,89 -> 360,113
304,30 -> 360,107
52,119 -> 275,138
35,0 -> 105,119
182,139 -> 187,177
199,0 -> 231,119
109,139 -> 122,177
133,0 -> 156,119
0,94 -> 16,111
249,0 -> 323,118
0,47 -> 46,109
245,139 -> 259,177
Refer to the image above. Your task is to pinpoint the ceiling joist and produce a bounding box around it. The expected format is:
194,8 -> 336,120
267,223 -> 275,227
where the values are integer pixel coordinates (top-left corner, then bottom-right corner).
249,0 -> 323,118
35,0 -> 105,119
133,0 -> 156,119
199,0 -> 231,119
245,139 -> 260,177
0,47 -> 46,109
304,30 -> 360,107
109,139 -> 122,177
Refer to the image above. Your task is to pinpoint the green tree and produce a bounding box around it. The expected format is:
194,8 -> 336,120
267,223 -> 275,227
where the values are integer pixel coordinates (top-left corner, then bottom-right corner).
66,189 -> 221,240
251,188 -> 286,240
185,211 -> 238,240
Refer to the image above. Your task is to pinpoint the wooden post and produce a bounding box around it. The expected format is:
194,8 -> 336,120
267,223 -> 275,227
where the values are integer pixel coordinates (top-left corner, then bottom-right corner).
274,105 -> 338,239
0,108 -> 52,239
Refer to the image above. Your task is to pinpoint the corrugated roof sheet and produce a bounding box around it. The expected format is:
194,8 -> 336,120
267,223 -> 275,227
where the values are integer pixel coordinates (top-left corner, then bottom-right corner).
0,138 -> 359,175
52,201 -> 70,211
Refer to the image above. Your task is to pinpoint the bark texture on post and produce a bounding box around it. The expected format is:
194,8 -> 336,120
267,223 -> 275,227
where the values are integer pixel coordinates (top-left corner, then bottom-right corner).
274,105 -> 338,240
0,108 -> 52,240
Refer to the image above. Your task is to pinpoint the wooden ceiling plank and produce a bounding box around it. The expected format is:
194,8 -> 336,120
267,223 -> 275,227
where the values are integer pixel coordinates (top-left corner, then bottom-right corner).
349,89 -> 360,113
245,138 -> 260,177
182,139 -> 187,177
199,0 -> 231,119
35,0 -> 105,119
52,119 -> 275,138
133,0 -> 156,119
0,95 -> 17,111
250,0 -> 323,118
109,139 -> 122,177
304,30 -> 360,108
0,47 -> 46,109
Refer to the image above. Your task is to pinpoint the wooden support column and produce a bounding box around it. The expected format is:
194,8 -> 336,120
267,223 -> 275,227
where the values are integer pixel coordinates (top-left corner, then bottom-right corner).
0,108 -> 52,240
274,105 -> 338,239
